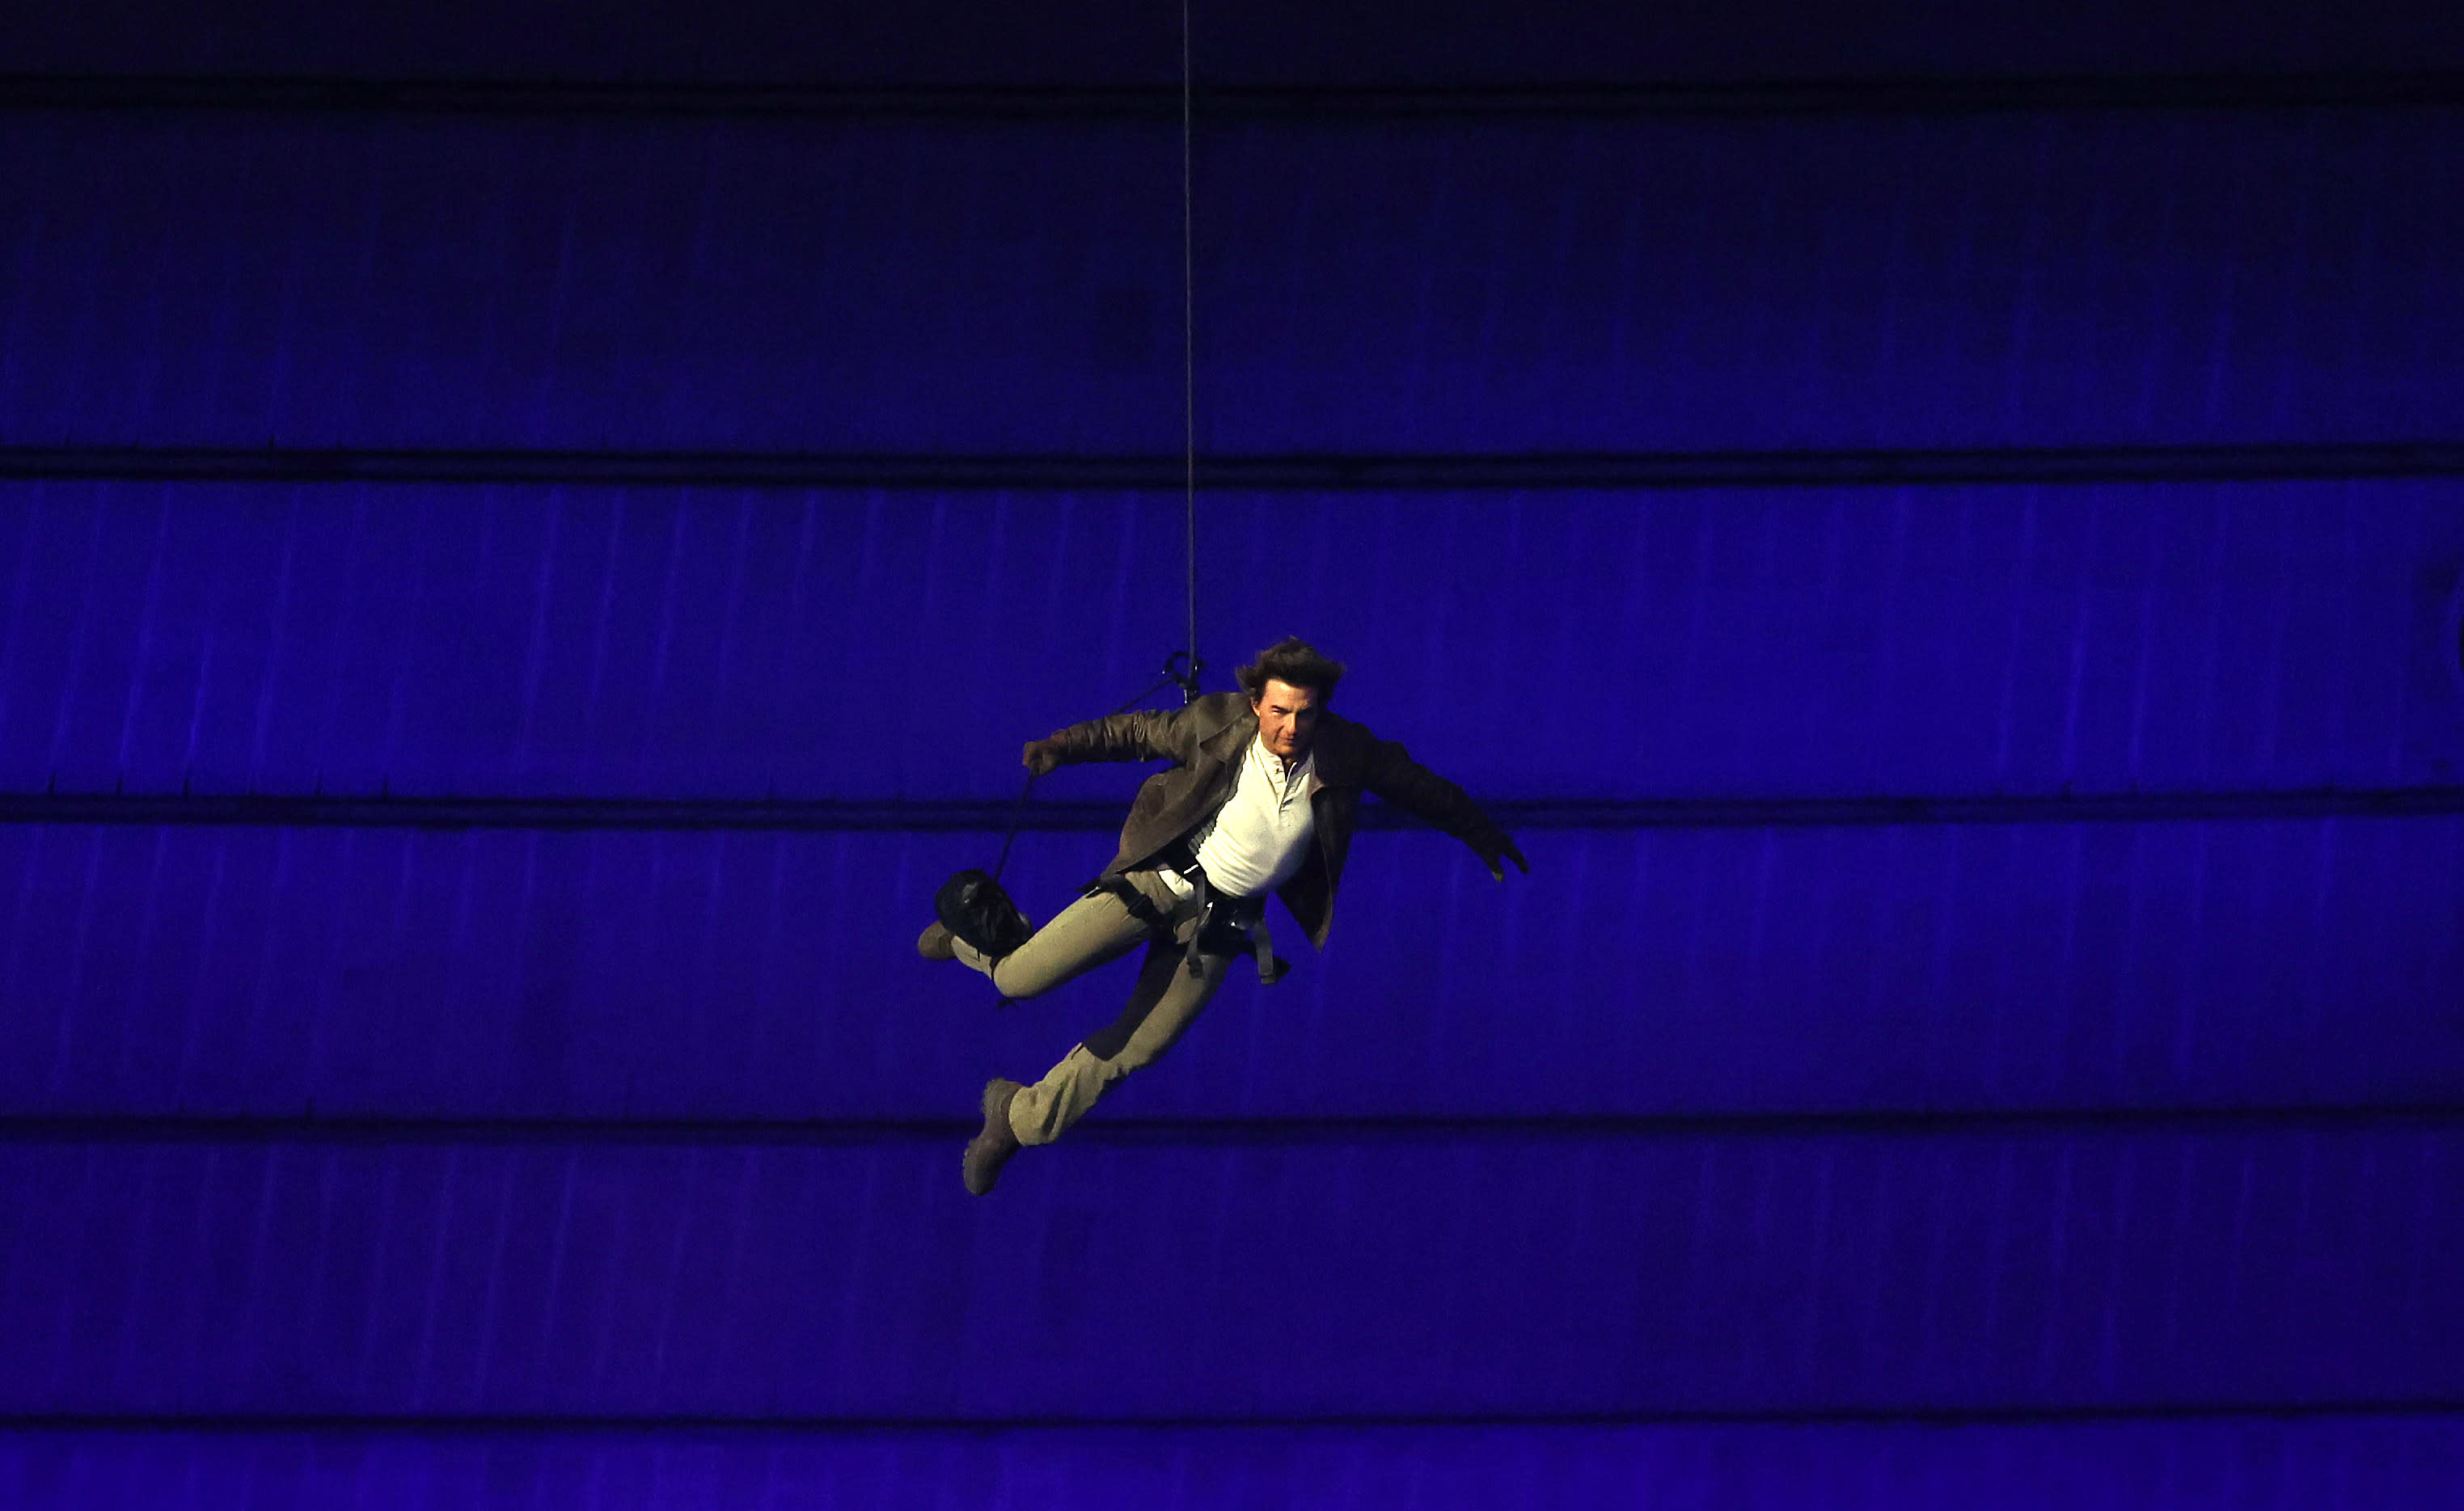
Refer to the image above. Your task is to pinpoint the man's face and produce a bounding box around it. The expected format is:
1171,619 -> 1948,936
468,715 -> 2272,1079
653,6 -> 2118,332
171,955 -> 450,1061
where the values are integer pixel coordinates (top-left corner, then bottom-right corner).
1252,678 -> 1322,762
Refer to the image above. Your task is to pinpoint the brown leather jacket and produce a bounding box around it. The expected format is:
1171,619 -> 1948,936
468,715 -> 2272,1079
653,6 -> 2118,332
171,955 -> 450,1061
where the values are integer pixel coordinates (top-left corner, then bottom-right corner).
1045,691 -> 1512,948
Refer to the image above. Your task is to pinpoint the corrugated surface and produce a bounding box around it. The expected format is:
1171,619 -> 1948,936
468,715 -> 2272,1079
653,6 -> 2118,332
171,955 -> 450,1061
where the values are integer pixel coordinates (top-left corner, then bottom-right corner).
5,109 -> 2461,453
1204,110 -> 2464,454
6,1421 -> 2464,1510
2,483 -> 2455,800
2,1129 -> 2457,1416
6,46 -> 2463,1500
0,112 -> 1176,454
2,821 -> 2458,1119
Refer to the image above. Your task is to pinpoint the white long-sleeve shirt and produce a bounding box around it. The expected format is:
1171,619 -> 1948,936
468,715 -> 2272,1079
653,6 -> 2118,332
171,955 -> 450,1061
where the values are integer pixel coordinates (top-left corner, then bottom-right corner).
1164,734 -> 1317,900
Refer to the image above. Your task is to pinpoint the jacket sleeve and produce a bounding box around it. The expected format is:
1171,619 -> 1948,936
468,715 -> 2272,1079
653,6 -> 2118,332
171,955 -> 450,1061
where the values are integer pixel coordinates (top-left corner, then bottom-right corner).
1357,732 -> 1511,851
1043,699 -> 1207,766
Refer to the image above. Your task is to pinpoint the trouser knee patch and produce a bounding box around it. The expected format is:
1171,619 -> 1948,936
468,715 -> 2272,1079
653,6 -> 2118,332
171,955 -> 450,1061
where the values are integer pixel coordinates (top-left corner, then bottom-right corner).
1083,930 -> 1188,1061
1082,1002 -> 1150,1061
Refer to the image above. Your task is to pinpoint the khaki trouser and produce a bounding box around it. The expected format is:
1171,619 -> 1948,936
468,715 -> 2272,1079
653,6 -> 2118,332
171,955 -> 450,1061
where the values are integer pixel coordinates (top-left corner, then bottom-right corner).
953,869 -> 1232,1146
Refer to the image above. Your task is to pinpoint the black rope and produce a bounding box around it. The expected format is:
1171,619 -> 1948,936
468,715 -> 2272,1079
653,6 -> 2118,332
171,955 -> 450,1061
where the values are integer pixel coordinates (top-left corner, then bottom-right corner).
985,2 -> 1204,888
1108,655 -> 1194,720
989,651 -> 1201,884
987,770 -> 1038,885
1180,0 -> 1200,705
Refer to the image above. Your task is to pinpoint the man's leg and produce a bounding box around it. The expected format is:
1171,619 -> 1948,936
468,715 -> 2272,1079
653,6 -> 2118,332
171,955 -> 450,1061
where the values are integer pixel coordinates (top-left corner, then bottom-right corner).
957,870 -> 1221,1192
949,885 -> 1152,1000
1008,926 -> 1232,1146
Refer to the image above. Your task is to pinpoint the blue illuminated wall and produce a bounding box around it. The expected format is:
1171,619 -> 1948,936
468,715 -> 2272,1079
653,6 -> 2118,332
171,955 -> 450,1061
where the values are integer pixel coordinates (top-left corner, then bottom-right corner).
3,23 -> 2463,1510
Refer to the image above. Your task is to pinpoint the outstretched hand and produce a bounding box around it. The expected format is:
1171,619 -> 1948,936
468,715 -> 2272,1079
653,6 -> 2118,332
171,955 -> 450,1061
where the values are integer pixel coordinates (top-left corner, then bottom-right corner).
1477,833 -> 1529,882
1021,737 -> 1065,778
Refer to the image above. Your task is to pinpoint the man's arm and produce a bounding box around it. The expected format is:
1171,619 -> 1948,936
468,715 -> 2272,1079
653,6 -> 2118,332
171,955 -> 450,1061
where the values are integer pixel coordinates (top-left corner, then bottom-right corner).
1023,702 -> 1205,775
1358,734 -> 1529,880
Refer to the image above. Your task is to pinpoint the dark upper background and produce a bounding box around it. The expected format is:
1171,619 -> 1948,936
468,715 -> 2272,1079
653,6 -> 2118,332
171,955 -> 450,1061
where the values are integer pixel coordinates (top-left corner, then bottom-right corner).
11,0 -> 2464,82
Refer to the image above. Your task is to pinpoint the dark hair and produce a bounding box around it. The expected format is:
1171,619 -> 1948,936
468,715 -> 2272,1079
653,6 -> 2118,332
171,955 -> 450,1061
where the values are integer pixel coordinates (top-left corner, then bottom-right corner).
1236,637 -> 1346,705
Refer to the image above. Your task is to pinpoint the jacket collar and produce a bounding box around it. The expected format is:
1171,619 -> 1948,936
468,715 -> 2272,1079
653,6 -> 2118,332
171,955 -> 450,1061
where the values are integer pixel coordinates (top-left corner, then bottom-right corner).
1200,699 -> 1258,764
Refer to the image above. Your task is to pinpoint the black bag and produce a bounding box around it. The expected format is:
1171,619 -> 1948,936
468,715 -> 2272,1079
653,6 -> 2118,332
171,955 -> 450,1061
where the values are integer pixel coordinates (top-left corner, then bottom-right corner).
934,868 -> 1034,960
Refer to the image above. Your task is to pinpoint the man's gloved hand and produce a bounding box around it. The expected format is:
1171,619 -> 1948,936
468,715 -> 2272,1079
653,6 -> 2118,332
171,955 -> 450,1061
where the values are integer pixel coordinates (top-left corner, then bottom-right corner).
1474,831 -> 1528,882
1021,737 -> 1067,778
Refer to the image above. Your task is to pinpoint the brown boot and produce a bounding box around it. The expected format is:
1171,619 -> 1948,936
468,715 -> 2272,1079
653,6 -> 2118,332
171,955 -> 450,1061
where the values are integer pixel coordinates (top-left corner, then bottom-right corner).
962,1078 -> 1024,1196
917,921 -> 956,961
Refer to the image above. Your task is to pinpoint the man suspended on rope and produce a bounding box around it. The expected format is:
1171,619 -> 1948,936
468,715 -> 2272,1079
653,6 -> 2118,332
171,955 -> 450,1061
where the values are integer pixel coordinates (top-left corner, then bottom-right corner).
919,636 -> 1528,1195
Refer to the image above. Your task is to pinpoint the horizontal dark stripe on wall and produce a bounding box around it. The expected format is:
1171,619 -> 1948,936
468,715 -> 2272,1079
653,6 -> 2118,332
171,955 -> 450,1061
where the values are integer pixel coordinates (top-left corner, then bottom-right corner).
10,1401 -> 2462,1434
10,443 -> 2464,492
7,71 -> 2464,119
6,1104 -> 2459,1147
2,786 -> 2458,833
